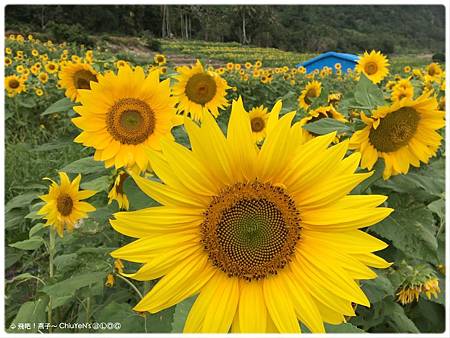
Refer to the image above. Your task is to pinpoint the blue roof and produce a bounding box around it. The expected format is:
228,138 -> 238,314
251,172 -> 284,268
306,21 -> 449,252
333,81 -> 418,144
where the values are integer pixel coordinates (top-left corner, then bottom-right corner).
297,51 -> 359,68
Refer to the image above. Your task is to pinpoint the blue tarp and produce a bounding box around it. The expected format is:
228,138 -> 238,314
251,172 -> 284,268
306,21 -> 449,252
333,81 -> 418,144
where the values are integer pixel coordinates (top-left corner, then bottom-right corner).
297,51 -> 359,74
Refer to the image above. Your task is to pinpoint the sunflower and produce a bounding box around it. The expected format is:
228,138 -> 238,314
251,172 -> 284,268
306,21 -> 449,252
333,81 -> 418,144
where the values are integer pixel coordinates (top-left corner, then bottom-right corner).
391,86 -> 414,102
300,105 -> 347,141
72,65 -> 178,172
5,75 -> 26,96
110,97 -> 392,333
425,63 -> 443,82
173,60 -> 229,121
45,61 -> 59,74
37,172 -> 96,237
349,91 -> 445,179
298,80 -> 322,110
154,54 -> 167,66
108,171 -> 130,210
356,50 -> 389,84
334,63 -> 342,70
35,88 -> 44,97
116,60 -> 128,68
5,57 -> 12,66
403,66 -> 411,73
255,60 -> 262,68
247,101 -> 282,144
59,62 -> 98,102
328,92 -> 342,106
245,62 -> 252,69
38,72 -> 49,84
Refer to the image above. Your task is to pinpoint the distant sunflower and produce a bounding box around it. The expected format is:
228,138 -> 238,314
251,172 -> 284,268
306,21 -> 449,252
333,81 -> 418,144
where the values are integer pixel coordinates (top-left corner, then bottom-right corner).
72,65 -> 178,172
58,62 -> 98,102
173,60 -> 229,121
391,86 -> 414,102
5,57 -> 12,66
5,75 -> 25,96
110,97 -> 392,333
154,54 -> 167,66
247,100 -> 284,144
45,61 -> 59,74
37,172 -> 96,237
298,81 -> 322,110
349,92 -> 445,179
38,72 -> 49,84
425,63 -> 443,82
300,105 -> 347,141
356,50 -> 389,84
403,66 -> 411,73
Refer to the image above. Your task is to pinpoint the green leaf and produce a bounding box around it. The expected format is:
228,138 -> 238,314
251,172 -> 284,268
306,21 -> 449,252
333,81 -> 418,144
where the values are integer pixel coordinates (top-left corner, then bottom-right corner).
42,271 -> 106,298
8,297 -> 49,333
6,192 -> 40,212
354,74 -> 386,108
9,237 -> 44,251
5,249 -> 24,268
61,157 -> 106,174
80,175 -> 111,192
124,176 -> 159,210
94,301 -> 145,332
352,160 -> 384,194
371,208 -> 438,264
325,322 -> 365,333
361,272 -> 395,303
171,296 -> 196,333
384,301 -> 420,333
427,198 -> 444,220
302,117 -> 350,135
29,223 -> 46,237
41,97 -> 76,116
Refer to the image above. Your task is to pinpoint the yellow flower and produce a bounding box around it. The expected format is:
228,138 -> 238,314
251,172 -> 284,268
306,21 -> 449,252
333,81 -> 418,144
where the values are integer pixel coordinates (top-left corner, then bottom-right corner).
116,60 -> 128,68
5,75 -> 26,96
255,60 -> 262,68
247,101 -> 278,144
37,172 -> 96,237
356,50 -> 389,84
173,60 -> 229,121
38,72 -> 49,84
422,278 -> 440,300
300,105 -> 347,141
72,65 -> 178,172
226,62 -> 234,71
32,49 -> 39,57
110,97 -> 392,333
235,63 -> 242,70
244,62 -> 252,69
58,62 -> 98,102
35,88 -> 44,97
349,92 -> 445,179
298,66 -> 306,74
105,274 -> 115,287
328,92 -> 342,106
114,259 -> 124,273
425,63 -> 443,82
108,171 -> 130,210
396,286 -> 421,305
334,63 -> 342,70
71,55 -> 81,63
45,61 -> 59,74
403,66 -> 411,73
298,80 -> 322,110
5,47 -> 12,54
5,57 -> 12,66
154,54 -> 167,66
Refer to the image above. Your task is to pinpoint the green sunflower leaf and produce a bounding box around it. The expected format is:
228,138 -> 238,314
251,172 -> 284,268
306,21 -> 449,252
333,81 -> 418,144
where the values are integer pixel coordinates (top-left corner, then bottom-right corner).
7,297 -> 49,333
41,97 -> 76,116
61,156 -> 107,174
9,237 -> 44,251
354,74 -> 386,109
302,117 -> 350,135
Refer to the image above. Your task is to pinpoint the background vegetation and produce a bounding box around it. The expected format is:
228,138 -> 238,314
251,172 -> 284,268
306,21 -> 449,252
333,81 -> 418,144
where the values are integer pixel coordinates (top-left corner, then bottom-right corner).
5,5 -> 446,54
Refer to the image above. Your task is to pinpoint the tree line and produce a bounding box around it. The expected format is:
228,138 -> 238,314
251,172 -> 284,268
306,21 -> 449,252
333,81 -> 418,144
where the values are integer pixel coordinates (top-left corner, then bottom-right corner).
5,5 -> 445,54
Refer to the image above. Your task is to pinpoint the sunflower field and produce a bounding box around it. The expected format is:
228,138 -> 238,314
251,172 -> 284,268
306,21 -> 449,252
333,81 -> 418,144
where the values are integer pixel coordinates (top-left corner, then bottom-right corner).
4,33 -> 446,334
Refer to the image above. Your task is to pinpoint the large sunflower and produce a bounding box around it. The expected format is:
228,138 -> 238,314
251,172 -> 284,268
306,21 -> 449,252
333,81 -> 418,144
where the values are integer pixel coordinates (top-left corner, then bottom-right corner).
4,75 -> 26,96
173,60 -> 229,121
349,92 -> 445,179
72,65 -> 178,172
58,62 -> 98,102
356,50 -> 389,84
110,98 -> 392,333
298,80 -> 322,110
37,172 -> 96,237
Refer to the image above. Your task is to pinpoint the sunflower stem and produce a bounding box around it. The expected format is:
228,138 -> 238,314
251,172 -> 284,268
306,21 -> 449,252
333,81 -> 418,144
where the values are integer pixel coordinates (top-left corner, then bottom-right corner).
48,226 -> 56,333
115,273 -> 143,299
85,296 -> 91,324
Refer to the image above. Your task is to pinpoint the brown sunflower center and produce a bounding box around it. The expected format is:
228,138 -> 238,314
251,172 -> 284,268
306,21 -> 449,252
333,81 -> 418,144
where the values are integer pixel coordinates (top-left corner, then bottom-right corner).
428,67 -> 436,76
49,64 -> 55,70
9,79 -> 20,89
57,194 -> 73,216
185,73 -> 217,105
157,56 -> 164,63
201,181 -> 301,281
364,62 -> 378,75
250,117 -> 265,132
74,70 -> 97,90
304,88 -> 318,105
369,107 -> 420,153
106,98 -> 155,145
